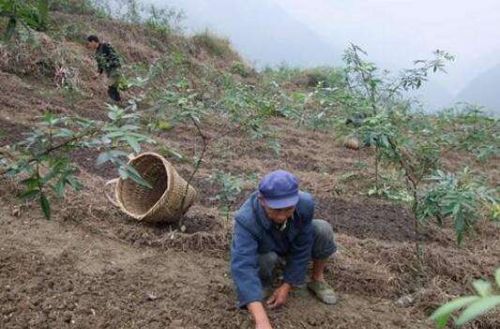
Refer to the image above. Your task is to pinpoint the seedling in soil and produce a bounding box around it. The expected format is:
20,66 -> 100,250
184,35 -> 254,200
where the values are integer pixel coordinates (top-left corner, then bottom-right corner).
209,170 -> 244,222
417,168 -> 498,244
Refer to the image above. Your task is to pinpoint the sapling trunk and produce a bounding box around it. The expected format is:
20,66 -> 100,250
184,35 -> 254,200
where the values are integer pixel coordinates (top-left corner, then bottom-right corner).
410,184 -> 425,284
375,145 -> 380,189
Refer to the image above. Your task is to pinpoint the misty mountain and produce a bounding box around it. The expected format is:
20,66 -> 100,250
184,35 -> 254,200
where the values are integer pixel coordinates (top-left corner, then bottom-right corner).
147,0 -> 497,113
456,64 -> 500,115
161,0 -> 339,67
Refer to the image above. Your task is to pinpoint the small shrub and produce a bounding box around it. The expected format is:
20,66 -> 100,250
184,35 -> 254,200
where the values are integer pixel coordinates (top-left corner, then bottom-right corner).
61,22 -> 87,43
192,30 -> 232,58
49,0 -> 97,15
0,27 -> 87,86
292,68 -> 344,88
144,4 -> 184,37
0,30 -> 55,77
418,168 -> 498,244
209,170 -> 244,220
230,61 -> 251,78
1,0 -> 50,40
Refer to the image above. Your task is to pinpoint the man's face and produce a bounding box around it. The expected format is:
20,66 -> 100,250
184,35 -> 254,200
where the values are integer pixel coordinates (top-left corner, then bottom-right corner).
87,41 -> 98,50
260,199 -> 295,225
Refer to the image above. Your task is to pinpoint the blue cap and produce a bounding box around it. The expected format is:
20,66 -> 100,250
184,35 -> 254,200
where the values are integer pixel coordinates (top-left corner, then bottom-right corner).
258,170 -> 299,209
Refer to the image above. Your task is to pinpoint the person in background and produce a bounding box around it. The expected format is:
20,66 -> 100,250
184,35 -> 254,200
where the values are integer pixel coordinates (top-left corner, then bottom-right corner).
231,170 -> 338,329
86,35 -> 122,102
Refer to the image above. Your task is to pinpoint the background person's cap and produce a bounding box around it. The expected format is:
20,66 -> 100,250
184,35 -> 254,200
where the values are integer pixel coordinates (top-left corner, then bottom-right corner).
258,170 -> 299,209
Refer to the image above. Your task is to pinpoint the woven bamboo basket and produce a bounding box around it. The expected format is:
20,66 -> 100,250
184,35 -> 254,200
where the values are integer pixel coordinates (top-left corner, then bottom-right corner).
105,152 -> 197,223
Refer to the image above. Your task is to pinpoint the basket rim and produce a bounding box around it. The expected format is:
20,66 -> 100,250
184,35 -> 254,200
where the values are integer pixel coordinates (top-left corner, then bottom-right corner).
115,152 -> 176,220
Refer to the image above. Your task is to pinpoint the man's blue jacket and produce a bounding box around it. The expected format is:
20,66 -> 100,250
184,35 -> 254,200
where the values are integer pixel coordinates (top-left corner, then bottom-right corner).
230,191 -> 314,308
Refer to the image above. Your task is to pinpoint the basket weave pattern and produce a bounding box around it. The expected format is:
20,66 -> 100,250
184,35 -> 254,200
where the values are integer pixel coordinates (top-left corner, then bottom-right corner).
114,152 -> 197,223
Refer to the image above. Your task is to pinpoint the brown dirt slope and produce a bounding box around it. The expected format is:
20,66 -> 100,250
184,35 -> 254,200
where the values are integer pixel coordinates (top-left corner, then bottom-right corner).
1,8 -> 499,329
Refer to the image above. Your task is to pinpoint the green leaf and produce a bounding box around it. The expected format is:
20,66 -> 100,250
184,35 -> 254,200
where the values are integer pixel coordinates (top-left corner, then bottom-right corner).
118,166 -> 129,179
162,147 -> 184,161
54,180 -> 65,198
495,268 -> 500,288
21,177 -> 41,189
65,176 -> 82,191
40,193 -> 51,220
120,165 -> 152,189
430,296 -> 479,328
96,150 -> 129,166
19,189 -> 41,199
125,136 -> 141,153
105,131 -> 125,138
42,112 -> 59,125
433,312 -> 451,329
107,109 -> 119,121
37,0 -> 49,28
74,117 -> 95,128
379,134 -> 390,148
120,124 -> 140,131
110,150 -> 129,158
54,128 -> 74,138
96,152 -> 112,166
156,120 -> 173,131
456,296 -> 500,326
472,280 -> 492,297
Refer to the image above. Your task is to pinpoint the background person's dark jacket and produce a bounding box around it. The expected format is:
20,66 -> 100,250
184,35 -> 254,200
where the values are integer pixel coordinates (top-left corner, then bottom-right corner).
95,43 -> 121,76
230,191 -> 314,308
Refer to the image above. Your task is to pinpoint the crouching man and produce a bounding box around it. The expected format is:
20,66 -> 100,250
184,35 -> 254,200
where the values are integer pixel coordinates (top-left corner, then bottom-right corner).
231,170 -> 337,329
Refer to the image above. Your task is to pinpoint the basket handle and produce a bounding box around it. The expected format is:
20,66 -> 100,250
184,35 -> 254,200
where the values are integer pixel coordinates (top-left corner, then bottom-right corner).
104,178 -> 120,208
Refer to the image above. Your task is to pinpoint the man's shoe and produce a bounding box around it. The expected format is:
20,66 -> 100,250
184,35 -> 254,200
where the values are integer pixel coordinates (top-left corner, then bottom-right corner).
290,284 -> 308,297
307,281 -> 338,305
108,86 -> 121,102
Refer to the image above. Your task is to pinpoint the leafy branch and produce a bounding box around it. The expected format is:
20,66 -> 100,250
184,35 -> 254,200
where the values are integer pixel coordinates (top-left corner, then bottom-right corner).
431,268 -> 500,328
1,102 -> 155,219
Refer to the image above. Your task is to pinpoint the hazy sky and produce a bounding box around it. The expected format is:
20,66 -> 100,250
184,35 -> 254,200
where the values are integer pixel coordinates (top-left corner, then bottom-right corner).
146,0 -> 500,96
272,0 -> 500,94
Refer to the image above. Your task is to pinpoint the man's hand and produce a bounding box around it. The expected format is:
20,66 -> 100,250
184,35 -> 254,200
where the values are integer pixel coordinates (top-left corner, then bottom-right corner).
266,283 -> 291,309
255,322 -> 273,329
248,302 -> 273,329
